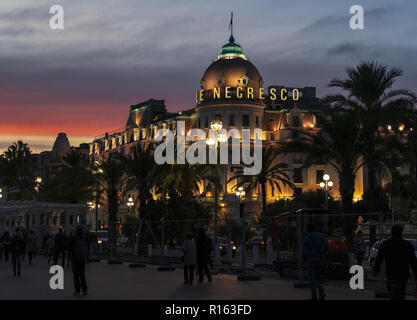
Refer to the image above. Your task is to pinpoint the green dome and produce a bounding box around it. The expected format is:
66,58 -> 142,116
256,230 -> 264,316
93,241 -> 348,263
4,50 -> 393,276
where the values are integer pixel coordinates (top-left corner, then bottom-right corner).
217,35 -> 247,60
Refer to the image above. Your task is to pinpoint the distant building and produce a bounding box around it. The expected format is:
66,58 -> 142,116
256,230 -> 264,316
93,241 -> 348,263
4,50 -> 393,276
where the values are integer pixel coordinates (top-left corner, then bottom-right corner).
38,132 -> 89,180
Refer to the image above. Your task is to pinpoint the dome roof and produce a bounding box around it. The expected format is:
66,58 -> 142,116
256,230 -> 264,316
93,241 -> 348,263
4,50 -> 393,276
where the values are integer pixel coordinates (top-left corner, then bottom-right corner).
52,132 -> 71,152
200,35 -> 263,93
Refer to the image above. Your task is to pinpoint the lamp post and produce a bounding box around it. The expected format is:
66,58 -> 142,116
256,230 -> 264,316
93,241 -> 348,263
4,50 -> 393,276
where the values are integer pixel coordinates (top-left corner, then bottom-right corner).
87,201 -> 94,230
127,195 -> 135,253
206,119 -> 226,266
127,196 -> 134,218
34,177 -> 42,198
236,187 -> 246,275
319,174 -> 333,209
92,161 -> 102,233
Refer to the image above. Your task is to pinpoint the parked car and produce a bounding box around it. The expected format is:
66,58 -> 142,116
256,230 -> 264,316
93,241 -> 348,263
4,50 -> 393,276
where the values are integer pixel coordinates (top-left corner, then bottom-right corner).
209,237 -> 237,256
369,238 -> 417,267
92,230 -> 109,244
246,237 -> 266,251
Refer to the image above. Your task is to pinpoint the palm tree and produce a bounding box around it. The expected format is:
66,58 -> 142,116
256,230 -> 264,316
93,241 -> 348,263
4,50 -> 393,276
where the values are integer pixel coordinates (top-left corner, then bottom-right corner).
63,149 -> 88,170
163,163 -> 206,202
40,149 -> 93,204
122,144 -> 156,220
229,146 -> 294,215
324,61 -> 416,211
280,108 -> 363,211
201,164 -> 224,240
3,140 -> 36,199
0,154 -> 12,198
402,111 -> 417,180
97,153 -> 127,251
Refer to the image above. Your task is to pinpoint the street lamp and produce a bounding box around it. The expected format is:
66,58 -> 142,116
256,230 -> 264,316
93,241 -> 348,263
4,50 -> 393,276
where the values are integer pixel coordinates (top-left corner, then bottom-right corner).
87,201 -> 95,230
210,119 -> 223,131
34,177 -> 42,199
127,196 -> 134,218
0,188 -> 2,199
236,187 -> 246,276
319,174 -> 333,209
206,119 -> 224,266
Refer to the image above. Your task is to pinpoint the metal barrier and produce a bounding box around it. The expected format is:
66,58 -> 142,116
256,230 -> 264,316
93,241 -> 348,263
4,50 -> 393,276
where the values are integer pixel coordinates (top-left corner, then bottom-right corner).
82,211 -> 417,295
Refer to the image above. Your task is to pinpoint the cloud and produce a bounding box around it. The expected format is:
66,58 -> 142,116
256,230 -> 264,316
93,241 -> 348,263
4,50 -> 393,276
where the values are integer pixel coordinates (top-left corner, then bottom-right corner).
0,0 -> 416,152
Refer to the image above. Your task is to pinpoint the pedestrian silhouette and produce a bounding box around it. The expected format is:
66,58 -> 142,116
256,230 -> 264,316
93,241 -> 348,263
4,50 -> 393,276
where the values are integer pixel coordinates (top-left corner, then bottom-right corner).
26,230 -> 37,265
10,228 -> 25,277
196,229 -> 212,284
182,232 -> 197,285
302,223 -> 329,300
70,226 -> 88,296
373,224 -> 417,300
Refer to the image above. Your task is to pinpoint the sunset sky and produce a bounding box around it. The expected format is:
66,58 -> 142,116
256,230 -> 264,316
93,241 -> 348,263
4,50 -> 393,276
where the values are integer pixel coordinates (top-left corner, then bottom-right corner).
1,0 -> 417,153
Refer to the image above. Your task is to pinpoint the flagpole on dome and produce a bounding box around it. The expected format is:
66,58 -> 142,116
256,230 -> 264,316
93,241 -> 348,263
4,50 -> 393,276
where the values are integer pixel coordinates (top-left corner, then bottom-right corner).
229,12 -> 233,36
229,11 -> 234,42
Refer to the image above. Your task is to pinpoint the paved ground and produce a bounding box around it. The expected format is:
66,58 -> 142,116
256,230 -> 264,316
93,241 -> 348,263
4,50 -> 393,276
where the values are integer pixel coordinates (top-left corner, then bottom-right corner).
0,256 -> 386,300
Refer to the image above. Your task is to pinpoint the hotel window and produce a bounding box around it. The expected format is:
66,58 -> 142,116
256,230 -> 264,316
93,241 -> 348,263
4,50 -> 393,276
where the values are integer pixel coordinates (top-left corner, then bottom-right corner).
198,118 -> 201,129
205,116 -> 208,128
293,167 -> 303,183
243,114 -> 250,127
316,169 -> 324,184
255,116 -> 259,127
215,114 -> 222,121
230,114 -> 235,126
270,133 -> 274,141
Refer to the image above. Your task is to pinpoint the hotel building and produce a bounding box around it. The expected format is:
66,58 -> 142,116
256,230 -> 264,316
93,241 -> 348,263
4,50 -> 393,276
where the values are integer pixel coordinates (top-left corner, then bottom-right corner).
89,33 -> 367,224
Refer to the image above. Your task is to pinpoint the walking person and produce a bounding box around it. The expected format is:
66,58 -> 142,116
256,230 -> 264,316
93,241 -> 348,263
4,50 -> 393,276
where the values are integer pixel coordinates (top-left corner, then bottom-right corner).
354,230 -> 367,265
182,232 -> 197,285
373,224 -> 417,300
26,230 -> 37,265
2,231 -> 11,262
302,223 -> 329,300
46,235 -> 55,265
196,228 -> 212,284
10,229 -> 25,277
43,232 -> 51,256
65,229 -> 75,267
70,226 -> 88,296
54,228 -> 67,266
21,229 -> 27,262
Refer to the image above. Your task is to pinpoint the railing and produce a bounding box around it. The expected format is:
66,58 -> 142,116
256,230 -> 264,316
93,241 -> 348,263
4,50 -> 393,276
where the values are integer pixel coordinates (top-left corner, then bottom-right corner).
94,127 -> 126,140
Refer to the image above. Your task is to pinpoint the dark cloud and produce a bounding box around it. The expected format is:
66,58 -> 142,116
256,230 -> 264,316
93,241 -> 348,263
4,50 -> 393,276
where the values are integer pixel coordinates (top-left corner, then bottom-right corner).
0,0 -> 416,136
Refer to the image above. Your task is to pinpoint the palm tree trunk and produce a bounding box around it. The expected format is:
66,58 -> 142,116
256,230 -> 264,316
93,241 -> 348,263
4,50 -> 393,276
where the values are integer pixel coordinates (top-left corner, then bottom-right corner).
339,170 -> 354,212
261,183 -> 267,215
339,170 -> 356,248
108,191 -> 119,254
367,161 -> 377,212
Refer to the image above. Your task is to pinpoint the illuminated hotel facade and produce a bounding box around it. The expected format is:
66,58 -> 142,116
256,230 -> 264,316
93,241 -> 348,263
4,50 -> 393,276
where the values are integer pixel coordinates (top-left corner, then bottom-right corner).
89,33 -> 367,223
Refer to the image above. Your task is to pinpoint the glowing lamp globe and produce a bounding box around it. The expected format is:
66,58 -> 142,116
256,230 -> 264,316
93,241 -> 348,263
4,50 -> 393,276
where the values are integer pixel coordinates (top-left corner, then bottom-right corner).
210,119 -> 223,131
